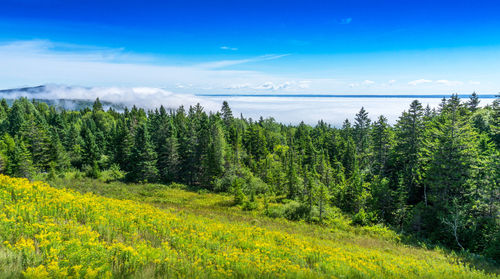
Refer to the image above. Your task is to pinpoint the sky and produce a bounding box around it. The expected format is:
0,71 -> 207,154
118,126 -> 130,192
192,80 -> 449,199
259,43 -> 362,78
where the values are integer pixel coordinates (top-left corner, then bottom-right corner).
0,0 -> 498,124
0,0 -> 499,94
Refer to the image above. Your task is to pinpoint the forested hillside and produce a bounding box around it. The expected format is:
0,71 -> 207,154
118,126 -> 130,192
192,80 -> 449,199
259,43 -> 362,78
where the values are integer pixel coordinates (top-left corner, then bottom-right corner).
0,93 -> 498,261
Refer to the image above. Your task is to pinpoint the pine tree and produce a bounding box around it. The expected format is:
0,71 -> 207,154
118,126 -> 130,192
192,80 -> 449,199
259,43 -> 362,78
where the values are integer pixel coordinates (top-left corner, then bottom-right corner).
11,138 -> 34,179
340,136 -> 357,179
204,120 -> 226,188
371,115 -> 392,175
129,123 -> 159,183
427,97 -> 477,209
317,182 -> 330,223
20,116 -> 52,171
286,147 -> 300,199
393,100 -> 426,205
7,100 -> 26,136
113,119 -> 133,171
354,107 -> 371,170
81,127 -> 100,167
92,98 -> 103,112
221,101 -> 234,127
157,119 -> 180,183
467,92 -> 480,112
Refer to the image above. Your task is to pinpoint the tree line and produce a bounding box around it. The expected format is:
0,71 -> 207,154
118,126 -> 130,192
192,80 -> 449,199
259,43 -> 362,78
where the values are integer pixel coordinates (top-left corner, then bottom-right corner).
0,93 -> 498,261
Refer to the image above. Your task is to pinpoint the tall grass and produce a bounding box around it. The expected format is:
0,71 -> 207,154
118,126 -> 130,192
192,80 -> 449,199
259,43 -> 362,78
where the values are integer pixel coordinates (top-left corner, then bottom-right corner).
0,175 -> 496,278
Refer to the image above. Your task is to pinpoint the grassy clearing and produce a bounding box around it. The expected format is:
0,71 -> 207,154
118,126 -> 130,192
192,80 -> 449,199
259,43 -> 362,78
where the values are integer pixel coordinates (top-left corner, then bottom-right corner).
0,174 -> 497,278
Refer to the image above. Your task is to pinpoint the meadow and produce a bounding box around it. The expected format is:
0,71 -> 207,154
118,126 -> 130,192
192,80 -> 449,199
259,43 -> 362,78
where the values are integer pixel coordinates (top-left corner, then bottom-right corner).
0,174 -> 497,278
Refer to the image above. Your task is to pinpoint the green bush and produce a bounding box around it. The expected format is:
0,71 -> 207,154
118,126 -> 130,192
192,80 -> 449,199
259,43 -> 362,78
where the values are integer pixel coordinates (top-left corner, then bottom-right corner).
352,208 -> 377,226
282,201 -> 309,221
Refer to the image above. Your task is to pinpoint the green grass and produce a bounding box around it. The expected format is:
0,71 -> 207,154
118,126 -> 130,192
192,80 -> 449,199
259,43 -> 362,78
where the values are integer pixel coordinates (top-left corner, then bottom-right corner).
39,173 -> 499,276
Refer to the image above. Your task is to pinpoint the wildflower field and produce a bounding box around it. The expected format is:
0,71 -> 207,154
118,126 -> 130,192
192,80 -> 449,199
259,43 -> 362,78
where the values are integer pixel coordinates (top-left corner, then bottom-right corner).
0,175 -> 497,278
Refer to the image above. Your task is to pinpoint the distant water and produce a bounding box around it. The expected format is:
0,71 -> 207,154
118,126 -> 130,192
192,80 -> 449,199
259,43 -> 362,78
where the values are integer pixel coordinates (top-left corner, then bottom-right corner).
199,94 -> 496,126
198,94 -> 497,99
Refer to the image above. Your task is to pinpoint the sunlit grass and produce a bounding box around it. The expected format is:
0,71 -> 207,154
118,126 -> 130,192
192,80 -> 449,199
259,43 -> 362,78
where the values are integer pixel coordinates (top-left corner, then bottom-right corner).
0,175 -> 497,278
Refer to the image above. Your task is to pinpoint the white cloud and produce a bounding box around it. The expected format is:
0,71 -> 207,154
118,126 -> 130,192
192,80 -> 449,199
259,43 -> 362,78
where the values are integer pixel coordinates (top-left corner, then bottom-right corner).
340,18 -> 352,24
256,81 -> 292,91
408,79 -> 433,86
0,84 -> 220,111
220,46 -> 238,51
226,83 -> 251,89
197,54 -> 289,69
469,81 -> 481,85
3,84 -> 495,126
298,80 -> 311,89
435,80 -> 464,86
0,40 -> 493,96
0,40 -> 294,92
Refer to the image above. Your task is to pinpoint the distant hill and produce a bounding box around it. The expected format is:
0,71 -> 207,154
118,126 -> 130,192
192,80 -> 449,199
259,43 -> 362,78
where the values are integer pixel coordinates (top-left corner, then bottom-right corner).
0,85 -> 127,111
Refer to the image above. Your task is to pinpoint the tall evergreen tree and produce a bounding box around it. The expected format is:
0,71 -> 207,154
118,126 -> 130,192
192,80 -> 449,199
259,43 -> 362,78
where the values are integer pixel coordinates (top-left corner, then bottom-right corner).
11,138 -> 34,179
371,115 -> 392,175
354,107 -> 371,170
393,100 -> 426,205
467,92 -> 480,112
129,123 -> 159,182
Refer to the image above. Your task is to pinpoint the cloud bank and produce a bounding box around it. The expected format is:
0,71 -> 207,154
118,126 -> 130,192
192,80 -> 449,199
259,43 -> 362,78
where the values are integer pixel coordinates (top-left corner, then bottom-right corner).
0,84 -> 220,112
2,85 -> 493,126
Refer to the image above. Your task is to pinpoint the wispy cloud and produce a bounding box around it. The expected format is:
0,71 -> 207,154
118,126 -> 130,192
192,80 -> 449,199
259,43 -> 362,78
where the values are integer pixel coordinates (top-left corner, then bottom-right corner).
0,40 -> 291,91
225,83 -> 252,90
256,81 -> 292,91
197,54 -> 289,69
408,79 -> 433,86
435,80 -> 464,86
220,46 -> 238,51
298,80 -> 311,89
340,18 -> 352,24
0,40 -> 491,95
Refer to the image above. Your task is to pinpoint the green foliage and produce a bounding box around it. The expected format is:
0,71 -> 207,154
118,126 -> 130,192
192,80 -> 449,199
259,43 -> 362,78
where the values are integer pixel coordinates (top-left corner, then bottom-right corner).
0,95 -> 498,262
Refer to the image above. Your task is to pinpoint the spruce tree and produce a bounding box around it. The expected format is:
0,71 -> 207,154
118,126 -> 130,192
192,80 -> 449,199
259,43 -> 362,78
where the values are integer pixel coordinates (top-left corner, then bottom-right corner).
393,100 -> 425,205
371,115 -> 392,175
11,138 -> 34,179
129,123 -> 159,183
204,120 -> 226,187
157,120 -> 180,183
467,92 -> 480,112
354,107 -> 371,170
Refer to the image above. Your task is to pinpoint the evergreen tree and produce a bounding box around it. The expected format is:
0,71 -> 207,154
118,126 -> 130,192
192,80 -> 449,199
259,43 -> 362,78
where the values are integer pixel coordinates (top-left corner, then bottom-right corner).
393,100 -> 426,205
467,92 -> 480,112
81,127 -> 99,167
204,119 -> 226,188
317,181 -> 330,223
354,107 -> 371,170
129,123 -> 159,182
92,98 -> 103,112
371,115 -> 392,175
11,138 -> 34,179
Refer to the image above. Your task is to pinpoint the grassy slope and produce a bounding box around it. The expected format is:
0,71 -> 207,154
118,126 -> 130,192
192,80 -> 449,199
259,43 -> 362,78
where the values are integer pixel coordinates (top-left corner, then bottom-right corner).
0,175 -> 497,278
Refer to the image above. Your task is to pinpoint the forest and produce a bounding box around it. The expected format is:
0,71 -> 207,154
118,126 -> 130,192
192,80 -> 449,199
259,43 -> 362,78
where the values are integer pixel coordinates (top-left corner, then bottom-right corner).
0,93 -> 498,262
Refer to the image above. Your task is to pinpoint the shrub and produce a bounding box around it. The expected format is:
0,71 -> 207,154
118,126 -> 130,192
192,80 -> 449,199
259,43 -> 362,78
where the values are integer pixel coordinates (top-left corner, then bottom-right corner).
282,201 -> 309,221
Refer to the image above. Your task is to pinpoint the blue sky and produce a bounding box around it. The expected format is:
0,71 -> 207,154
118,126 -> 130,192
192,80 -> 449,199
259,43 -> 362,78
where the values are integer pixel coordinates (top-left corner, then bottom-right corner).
0,0 -> 499,94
